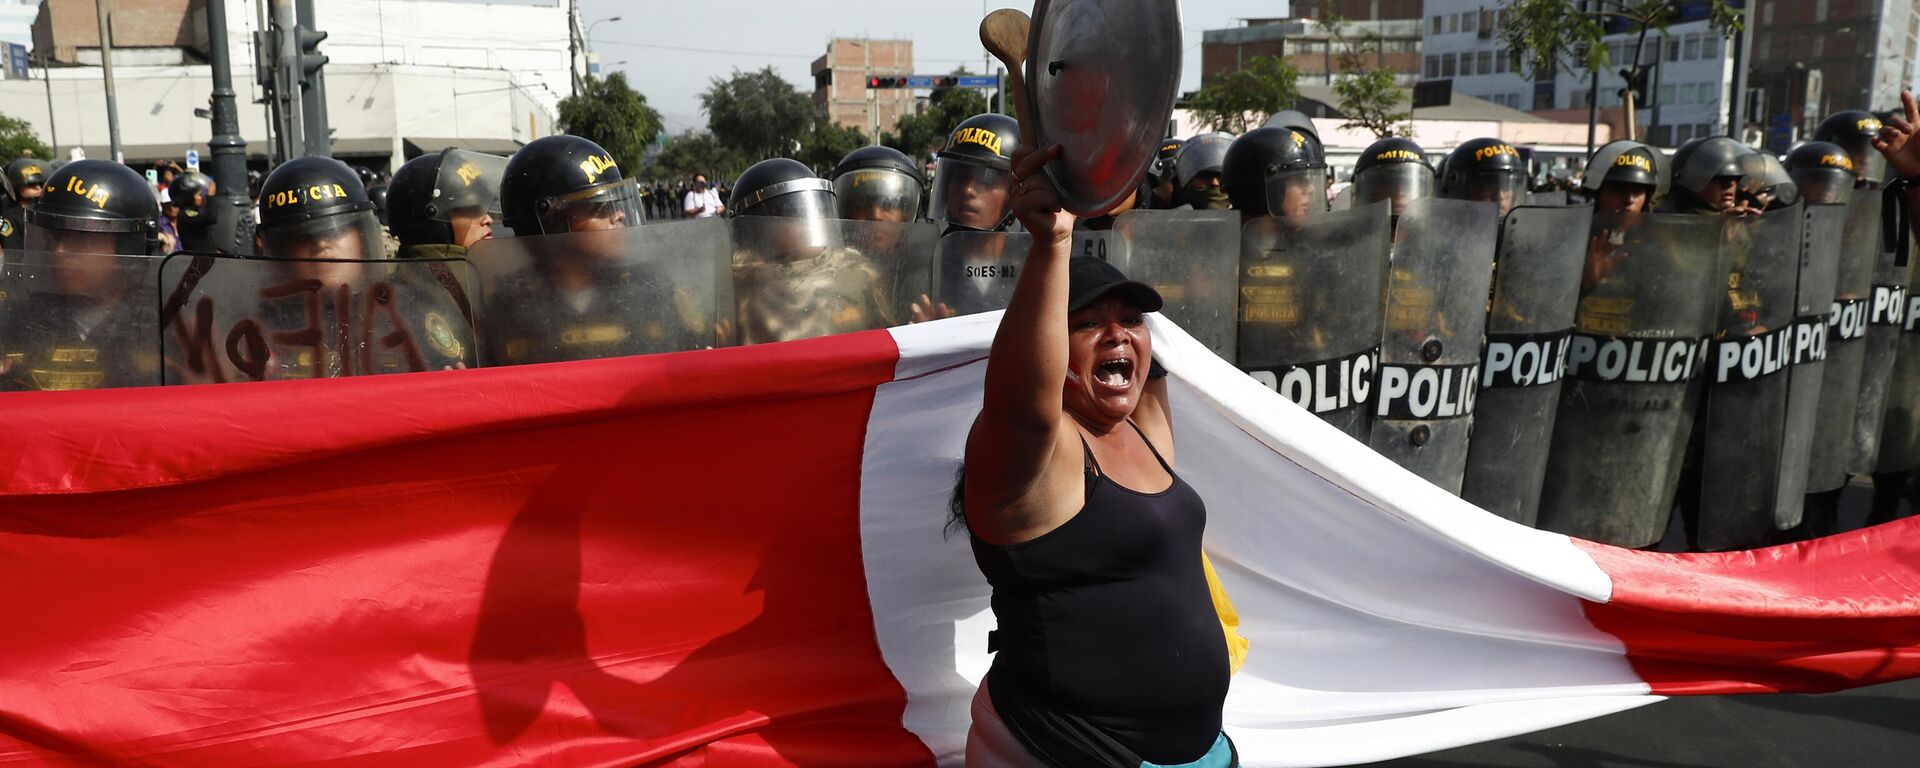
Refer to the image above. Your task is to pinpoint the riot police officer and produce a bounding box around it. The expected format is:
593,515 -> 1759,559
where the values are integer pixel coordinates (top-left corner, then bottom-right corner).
1736,152 -> 1797,211
928,113 -> 1020,232
731,157 -> 898,344
1784,142 -> 1858,206
1173,131 -> 1234,210
165,171 -> 216,254
387,149 -> 504,258
1439,138 -> 1527,216
1350,137 -> 1433,218
1221,126 -> 1326,223
498,134 -> 644,236
1146,137 -> 1183,209
1580,139 -> 1667,213
1814,110 -> 1886,188
1,160 -> 160,390
830,145 -> 924,223
1662,136 -> 1760,215
0,157 -> 49,252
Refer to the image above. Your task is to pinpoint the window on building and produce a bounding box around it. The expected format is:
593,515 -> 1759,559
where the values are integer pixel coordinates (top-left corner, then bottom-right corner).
1462,11 -> 1477,33
1442,53 -> 1457,77
1677,124 -> 1694,143
1477,50 -> 1493,75
1432,15 -> 1444,34
1761,1 -> 1775,26
1667,38 -> 1681,62
1816,0 -> 1829,23
1812,37 -> 1824,59
1756,35 -> 1769,60
1425,55 -> 1439,79
1704,34 -> 1720,59
1685,34 -> 1700,60
1448,13 -> 1459,33
1659,84 -> 1676,105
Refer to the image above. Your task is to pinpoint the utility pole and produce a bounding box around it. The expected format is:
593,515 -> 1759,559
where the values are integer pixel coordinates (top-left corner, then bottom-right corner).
269,0 -> 303,158
1725,18 -> 1750,139
202,0 -> 256,252
568,0 -> 583,98
95,0 -> 124,163
36,53 -> 57,158
294,0 -> 330,157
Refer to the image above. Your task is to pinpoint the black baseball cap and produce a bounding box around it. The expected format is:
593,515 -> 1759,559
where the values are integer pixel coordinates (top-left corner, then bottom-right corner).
1067,256 -> 1163,313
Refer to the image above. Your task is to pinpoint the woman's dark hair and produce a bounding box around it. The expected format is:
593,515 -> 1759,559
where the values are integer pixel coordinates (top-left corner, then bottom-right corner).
945,465 -> 968,539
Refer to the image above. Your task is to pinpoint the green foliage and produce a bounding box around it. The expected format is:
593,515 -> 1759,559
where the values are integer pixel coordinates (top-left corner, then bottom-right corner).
0,113 -> 51,163
1188,56 -> 1302,133
883,69 -> 990,162
702,66 -> 815,161
1499,0 -> 1743,80
1318,7 -> 1412,139
555,73 -> 664,177
646,132 -> 747,185
796,120 -> 872,176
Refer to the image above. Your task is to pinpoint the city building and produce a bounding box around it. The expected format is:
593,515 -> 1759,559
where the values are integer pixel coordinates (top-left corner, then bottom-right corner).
1419,1 -> 1734,147
810,38 -> 914,140
1201,16 -> 1423,87
1295,0 -> 1423,21
0,0 -> 37,79
0,0 -> 567,169
1746,0 -> 1920,152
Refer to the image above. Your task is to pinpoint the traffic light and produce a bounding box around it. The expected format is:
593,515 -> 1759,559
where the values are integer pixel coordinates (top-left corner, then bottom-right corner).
930,75 -> 958,88
868,76 -> 907,89
295,25 -> 328,84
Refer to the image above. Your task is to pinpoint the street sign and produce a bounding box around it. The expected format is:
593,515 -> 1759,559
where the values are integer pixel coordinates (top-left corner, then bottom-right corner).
868,74 -> 997,90
957,75 -> 998,88
186,150 -> 201,172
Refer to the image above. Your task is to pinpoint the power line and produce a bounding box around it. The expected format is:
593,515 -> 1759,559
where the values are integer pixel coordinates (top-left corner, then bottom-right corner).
595,39 -> 980,63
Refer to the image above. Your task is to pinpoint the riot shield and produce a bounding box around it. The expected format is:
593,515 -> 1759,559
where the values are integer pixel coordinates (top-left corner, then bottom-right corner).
1693,207 -> 1801,551
1108,208 -> 1240,363
1849,189 -> 1909,473
1873,249 -> 1920,474
0,250 -> 163,390
1460,204 -> 1592,525
729,217 -> 936,344
1807,195 -> 1877,493
1367,197 -> 1499,493
469,218 -> 728,365
157,252 -> 480,383
1537,211 -> 1728,548
1773,204 -> 1846,526
1235,201 -> 1392,441
931,228 -> 1123,317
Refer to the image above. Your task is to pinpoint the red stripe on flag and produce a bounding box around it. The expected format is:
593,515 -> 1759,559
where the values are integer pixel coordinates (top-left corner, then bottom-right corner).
0,332 -> 937,766
1577,518 -> 1920,695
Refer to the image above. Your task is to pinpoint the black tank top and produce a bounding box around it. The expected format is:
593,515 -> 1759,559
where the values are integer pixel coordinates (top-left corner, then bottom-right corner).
969,422 -> 1230,765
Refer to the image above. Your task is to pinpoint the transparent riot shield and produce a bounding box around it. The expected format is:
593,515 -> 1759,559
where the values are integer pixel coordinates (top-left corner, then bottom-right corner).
0,250 -> 163,390
1848,189 -> 1908,473
1460,204 -> 1592,525
157,252 -> 480,383
1772,204 -> 1846,527
468,218 -> 728,365
1808,195 -> 1879,493
1873,250 -> 1920,474
1236,201 -> 1392,441
1367,197 -> 1499,493
729,217 -> 936,345
1537,211 -> 1728,548
930,228 -> 1122,317
1108,208 -> 1241,363
1693,207 -> 1800,551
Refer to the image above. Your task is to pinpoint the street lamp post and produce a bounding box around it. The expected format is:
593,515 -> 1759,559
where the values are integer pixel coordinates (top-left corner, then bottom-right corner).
586,16 -> 622,83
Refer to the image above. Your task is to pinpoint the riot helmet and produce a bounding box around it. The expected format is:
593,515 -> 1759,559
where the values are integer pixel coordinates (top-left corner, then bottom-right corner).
353,165 -> 378,191
1667,136 -> 1751,213
1222,127 -> 1326,220
1784,141 -> 1857,205
1439,138 -> 1527,215
929,113 -> 1020,231
166,171 -> 215,216
1174,131 -> 1234,209
1351,137 -> 1433,216
1263,110 -> 1321,148
23,159 -> 160,255
1581,139 -> 1667,212
368,185 -> 390,226
3,157 -> 49,207
254,156 -> 384,271
1813,110 -> 1886,187
388,148 -> 506,249
1735,152 -> 1796,210
499,134 -> 643,235
730,157 -> 839,262
1150,137 -> 1184,183
831,145 -> 924,223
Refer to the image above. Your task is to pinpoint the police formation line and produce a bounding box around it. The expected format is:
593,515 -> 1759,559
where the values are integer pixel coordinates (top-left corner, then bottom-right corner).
1,109 -> 1915,554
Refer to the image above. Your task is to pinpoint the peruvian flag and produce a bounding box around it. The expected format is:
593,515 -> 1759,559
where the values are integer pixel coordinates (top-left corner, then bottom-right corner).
4,313 -> 1920,767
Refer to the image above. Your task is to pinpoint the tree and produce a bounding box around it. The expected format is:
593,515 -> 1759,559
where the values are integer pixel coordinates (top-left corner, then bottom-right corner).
555,73 -> 664,177
702,67 -> 814,161
1187,56 -> 1302,133
0,113 -> 50,162
1499,0 -> 1741,140
796,120 -> 870,175
646,132 -> 747,185
1318,8 -> 1413,139
883,69 -> 989,162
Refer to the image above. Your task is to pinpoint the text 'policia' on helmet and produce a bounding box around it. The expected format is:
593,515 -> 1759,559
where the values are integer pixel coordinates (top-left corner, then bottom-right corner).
254,155 -> 384,262
1581,139 -> 1668,208
4,157 -> 49,205
831,145 -> 924,223
730,157 -> 839,259
1784,141 -> 1857,205
388,148 -> 507,249
23,160 -> 160,256
499,134 -> 643,236
1439,138 -> 1527,215
1814,110 -> 1887,187
1351,137 -> 1433,216
1222,127 -> 1326,219
929,112 -> 1019,232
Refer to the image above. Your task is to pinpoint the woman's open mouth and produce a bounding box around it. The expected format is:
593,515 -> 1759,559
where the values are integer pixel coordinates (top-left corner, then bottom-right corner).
1093,357 -> 1134,389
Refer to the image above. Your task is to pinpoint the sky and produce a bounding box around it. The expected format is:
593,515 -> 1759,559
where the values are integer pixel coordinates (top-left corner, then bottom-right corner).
581,0 -> 1290,134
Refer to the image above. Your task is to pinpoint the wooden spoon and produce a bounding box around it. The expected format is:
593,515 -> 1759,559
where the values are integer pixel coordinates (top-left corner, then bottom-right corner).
979,8 -> 1038,148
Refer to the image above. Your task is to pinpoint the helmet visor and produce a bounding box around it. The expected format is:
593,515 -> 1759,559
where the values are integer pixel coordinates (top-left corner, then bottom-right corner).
1793,167 -> 1856,205
537,177 -> 644,234
1831,135 -> 1887,185
1353,164 -> 1433,216
834,168 -> 922,223
432,149 -> 508,222
929,156 -> 1012,232
260,209 -> 385,263
24,208 -> 156,256
1264,167 -> 1328,220
1453,170 -> 1528,215
733,195 -> 842,262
